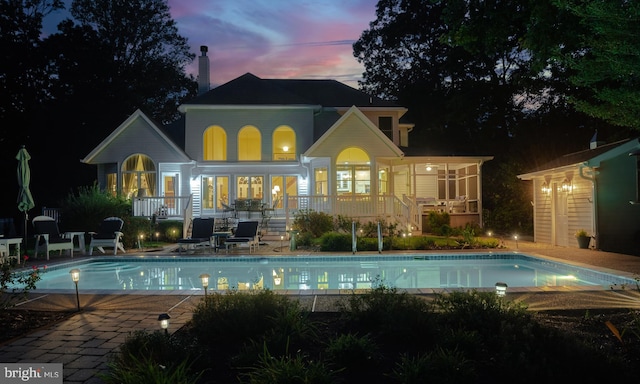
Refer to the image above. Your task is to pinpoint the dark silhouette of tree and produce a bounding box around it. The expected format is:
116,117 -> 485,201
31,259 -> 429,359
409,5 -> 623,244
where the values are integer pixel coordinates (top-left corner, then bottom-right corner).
0,0 -> 197,215
353,0 -> 635,233
527,0 -> 640,129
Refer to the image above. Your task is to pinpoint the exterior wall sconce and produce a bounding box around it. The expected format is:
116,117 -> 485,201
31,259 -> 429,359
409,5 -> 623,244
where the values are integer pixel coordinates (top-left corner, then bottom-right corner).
541,181 -> 550,195
495,282 -> 508,296
561,178 -> 572,193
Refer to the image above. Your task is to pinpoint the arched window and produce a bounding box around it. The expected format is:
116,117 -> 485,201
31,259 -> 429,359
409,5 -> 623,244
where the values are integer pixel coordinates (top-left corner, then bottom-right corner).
238,125 -> 261,161
122,154 -> 156,198
272,126 -> 296,160
336,147 -> 370,195
203,126 -> 227,160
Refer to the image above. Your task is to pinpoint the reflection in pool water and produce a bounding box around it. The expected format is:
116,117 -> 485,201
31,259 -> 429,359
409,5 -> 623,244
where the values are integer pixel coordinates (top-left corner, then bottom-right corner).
23,253 -> 636,293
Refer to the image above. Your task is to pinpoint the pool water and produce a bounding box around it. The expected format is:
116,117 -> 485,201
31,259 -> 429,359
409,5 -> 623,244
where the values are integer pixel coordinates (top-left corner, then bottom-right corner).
22,253 -> 636,293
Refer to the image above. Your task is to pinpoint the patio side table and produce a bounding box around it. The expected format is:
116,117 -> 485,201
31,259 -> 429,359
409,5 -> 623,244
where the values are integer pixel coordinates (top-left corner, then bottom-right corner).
0,237 -> 22,264
64,231 -> 86,255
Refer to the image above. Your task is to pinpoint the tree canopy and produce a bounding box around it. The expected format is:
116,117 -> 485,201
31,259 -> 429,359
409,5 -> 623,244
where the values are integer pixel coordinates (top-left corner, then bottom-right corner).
549,0 -> 640,128
354,0 -> 637,233
0,0 -> 196,215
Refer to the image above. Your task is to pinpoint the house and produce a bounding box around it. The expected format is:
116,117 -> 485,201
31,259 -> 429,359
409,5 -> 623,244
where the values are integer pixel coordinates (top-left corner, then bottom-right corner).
517,137 -> 640,255
82,47 -> 493,236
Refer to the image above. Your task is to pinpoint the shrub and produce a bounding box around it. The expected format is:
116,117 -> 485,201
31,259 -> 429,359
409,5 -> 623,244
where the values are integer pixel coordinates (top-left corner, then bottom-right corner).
438,224 -> 453,237
426,212 -> 449,234
59,184 -> 130,232
390,349 -> 476,384
292,209 -> 334,238
339,285 -> 435,350
0,261 -> 44,309
100,330 -> 201,384
356,237 -> 380,251
325,333 -> 381,374
318,232 -> 352,251
156,220 -> 182,242
189,290 -> 313,369
240,344 -> 336,384
334,215 -> 359,233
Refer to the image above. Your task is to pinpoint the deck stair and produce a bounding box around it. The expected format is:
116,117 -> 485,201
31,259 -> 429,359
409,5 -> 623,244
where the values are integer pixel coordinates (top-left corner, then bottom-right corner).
260,218 -> 287,241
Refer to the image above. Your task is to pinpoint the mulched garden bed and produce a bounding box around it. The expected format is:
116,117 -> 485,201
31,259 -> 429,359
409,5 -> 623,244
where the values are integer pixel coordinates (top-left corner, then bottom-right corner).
0,309 -> 75,344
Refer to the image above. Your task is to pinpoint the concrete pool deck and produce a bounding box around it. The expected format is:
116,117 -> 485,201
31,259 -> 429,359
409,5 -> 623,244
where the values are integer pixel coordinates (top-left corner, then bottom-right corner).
1,240 -> 640,383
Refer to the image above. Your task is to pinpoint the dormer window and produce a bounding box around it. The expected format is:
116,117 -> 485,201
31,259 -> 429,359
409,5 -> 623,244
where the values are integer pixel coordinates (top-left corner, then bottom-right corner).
378,116 -> 393,141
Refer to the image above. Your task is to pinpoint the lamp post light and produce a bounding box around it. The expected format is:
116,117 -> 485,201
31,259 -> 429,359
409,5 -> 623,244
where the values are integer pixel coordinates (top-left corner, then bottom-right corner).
200,273 -> 210,296
495,282 -> 508,297
69,269 -> 81,311
158,313 -> 171,335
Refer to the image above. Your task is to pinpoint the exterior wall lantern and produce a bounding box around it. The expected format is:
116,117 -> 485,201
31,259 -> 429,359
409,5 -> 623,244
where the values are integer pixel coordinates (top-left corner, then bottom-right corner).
561,178 -> 572,193
541,181 -> 550,195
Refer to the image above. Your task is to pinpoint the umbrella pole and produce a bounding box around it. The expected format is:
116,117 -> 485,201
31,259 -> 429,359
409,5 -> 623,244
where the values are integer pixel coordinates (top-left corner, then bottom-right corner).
24,212 -> 28,257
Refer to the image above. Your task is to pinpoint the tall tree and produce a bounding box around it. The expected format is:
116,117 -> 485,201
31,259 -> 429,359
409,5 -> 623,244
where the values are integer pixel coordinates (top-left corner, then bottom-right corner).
0,0 -> 63,141
0,0 -> 63,217
353,0 -> 635,233
26,0 -> 197,210
550,0 -> 640,129
67,0 -> 196,124
353,0 -> 535,155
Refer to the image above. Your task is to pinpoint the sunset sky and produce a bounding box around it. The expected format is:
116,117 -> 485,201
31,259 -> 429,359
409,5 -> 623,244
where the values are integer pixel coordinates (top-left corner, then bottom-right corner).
44,0 -> 380,88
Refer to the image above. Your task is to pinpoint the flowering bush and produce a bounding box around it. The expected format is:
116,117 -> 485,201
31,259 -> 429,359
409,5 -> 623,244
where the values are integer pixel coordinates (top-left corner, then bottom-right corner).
0,258 -> 46,309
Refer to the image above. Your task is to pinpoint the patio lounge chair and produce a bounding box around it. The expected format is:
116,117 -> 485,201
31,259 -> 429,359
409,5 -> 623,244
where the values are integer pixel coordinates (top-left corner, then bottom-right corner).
88,217 -> 125,255
177,218 -> 215,253
224,220 -> 259,253
32,215 -> 74,260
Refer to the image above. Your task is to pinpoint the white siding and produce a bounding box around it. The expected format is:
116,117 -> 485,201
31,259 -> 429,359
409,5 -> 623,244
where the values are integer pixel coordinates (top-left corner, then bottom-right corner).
534,179 -> 553,244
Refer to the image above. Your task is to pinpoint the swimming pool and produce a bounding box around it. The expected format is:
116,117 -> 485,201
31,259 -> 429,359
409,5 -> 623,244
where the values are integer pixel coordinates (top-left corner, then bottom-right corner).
19,253 -> 637,293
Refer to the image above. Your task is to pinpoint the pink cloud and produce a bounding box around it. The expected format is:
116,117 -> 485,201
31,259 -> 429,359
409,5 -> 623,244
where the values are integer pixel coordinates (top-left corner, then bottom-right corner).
174,0 -> 378,88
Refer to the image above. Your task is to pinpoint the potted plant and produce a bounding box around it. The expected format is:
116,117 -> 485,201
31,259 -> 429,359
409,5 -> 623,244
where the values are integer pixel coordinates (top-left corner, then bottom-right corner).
575,229 -> 591,249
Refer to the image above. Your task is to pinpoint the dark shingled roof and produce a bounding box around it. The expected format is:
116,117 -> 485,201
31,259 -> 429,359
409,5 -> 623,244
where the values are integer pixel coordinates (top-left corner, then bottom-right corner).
525,139 -> 631,173
187,73 -> 400,108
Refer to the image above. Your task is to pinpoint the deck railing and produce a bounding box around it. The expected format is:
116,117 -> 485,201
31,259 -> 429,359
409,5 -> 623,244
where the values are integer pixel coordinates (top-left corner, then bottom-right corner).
283,195 -> 411,230
132,196 -> 192,220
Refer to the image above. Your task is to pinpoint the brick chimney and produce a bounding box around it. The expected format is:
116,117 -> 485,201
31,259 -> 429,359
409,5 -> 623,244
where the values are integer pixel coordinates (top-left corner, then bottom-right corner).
198,45 -> 210,95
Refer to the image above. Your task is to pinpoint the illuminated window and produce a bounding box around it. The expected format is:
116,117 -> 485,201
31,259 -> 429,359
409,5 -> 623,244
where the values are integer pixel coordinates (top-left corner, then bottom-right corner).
236,176 -> 263,200
203,126 -> 227,160
106,173 -> 117,196
202,176 -> 229,210
271,176 -> 297,208
122,154 -> 156,198
273,126 -> 296,160
378,168 -> 388,195
238,126 -> 261,161
314,168 -> 327,195
336,147 -> 370,195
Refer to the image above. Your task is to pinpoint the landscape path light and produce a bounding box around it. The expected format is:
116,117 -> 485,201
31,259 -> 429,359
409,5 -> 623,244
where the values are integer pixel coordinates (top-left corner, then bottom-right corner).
69,268 -> 81,311
200,273 -> 210,296
495,282 -> 508,297
158,313 -> 171,335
